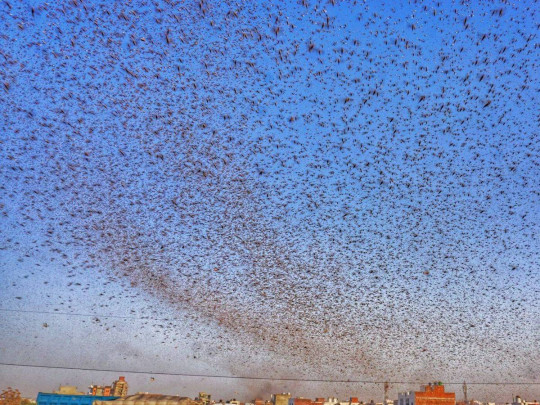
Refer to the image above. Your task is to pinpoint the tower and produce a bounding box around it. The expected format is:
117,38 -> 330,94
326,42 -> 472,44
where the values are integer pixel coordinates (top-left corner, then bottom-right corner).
112,376 -> 128,397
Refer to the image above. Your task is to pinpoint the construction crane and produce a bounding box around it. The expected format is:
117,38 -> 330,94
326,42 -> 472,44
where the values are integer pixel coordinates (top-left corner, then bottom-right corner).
463,382 -> 468,404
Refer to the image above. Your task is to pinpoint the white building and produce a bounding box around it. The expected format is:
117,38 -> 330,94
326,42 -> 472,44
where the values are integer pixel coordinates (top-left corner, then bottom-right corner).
398,391 -> 415,405
512,396 -> 539,405
324,398 -> 339,405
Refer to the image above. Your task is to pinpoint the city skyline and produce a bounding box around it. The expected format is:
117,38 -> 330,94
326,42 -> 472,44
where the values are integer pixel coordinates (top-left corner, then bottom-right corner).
5,380 -> 540,405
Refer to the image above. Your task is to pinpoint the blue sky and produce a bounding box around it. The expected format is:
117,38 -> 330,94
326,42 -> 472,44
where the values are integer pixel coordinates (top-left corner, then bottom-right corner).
0,0 -> 539,401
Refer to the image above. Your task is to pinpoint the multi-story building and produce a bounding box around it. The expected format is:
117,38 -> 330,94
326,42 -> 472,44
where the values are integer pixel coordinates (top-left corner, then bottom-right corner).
273,393 -> 292,405
324,398 -> 360,405
53,386 -> 85,396
89,386 -> 112,396
198,393 -> 211,405
93,394 -> 199,405
512,396 -> 539,405
112,377 -> 128,397
289,398 -> 312,405
339,398 -> 360,405
324,399 -> 339,405
398,383 -> 455,405
91,376 -> 127,397
252,399 -> 272,405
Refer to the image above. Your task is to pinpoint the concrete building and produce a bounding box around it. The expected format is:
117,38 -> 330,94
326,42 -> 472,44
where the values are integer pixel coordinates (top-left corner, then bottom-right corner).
338,399 -> 360,405
324,398 -> 339,405
214,400 -> 241,405
198,393 -> 211,405
112,377 -> 128,397
398,383 -> 455,405
90,387 -> 112,396
53,387 -> 85,396
273,394 -> 292,405
512,396 -> 539,405
289,399 -> 312,405
94,394 -> 199,405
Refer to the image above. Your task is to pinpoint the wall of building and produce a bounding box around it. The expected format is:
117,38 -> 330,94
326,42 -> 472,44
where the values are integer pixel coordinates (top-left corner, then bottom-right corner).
53,387 -> 84,396
289,399 -> 312,405
398,391 -> 416,405
112,377 -> 128,397
37,393 -> 118,405
415,385 -> 455,405
273,394 -> 291,405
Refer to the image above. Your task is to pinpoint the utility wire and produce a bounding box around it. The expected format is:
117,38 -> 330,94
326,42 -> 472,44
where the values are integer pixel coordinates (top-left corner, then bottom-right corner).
0,363 -> 538,385
2,309 -> 540,386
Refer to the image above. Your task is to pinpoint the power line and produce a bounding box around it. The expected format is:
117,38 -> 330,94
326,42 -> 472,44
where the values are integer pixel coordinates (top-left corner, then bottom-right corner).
2,309 -> 540,386
0,363 -> 538,385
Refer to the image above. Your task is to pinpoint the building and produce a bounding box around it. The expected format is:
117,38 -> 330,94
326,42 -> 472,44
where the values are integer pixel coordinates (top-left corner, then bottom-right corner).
398,383 -> 455,405
338,399 -> 360,405
89,387 -> 112,397
273,394 -> 292,405
324,398 -> 361,405
214,401 -> 241,405
37,393 -> 118,405
91,377 -> 127,397
53,387 -> 85,396
198,393 -> 211,405
512,396 -> 539,405
112,377 -> 128,397
93,394 -> 199,405
289,398 -> 312,405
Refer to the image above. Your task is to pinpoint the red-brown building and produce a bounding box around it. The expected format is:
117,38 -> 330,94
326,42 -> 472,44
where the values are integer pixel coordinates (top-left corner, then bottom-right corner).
289,398 -> 313,405
398,383 -> 455,405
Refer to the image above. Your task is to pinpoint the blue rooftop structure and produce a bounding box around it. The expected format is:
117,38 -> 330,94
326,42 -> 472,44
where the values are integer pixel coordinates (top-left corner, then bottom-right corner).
37,393 -> 119,405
